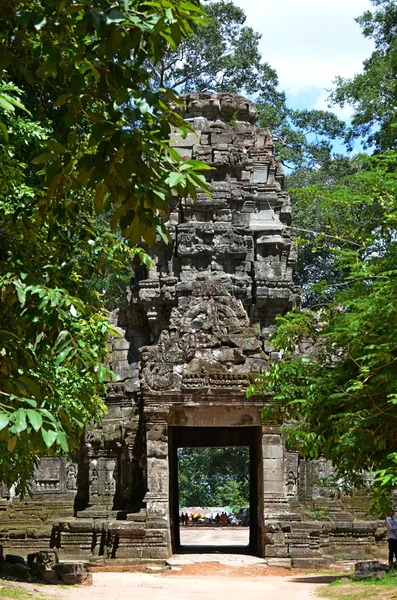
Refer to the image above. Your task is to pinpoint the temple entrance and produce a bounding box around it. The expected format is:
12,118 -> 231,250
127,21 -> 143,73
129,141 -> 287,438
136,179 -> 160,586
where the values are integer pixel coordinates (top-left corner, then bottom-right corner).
169,426 -> 262,555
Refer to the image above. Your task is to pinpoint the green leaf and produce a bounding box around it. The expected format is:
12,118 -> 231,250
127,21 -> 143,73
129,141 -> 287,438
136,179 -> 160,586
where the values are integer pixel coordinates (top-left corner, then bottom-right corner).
85,111 -> 106,123
54,93 -> 72,107
8,435 -> 17,453
41,428 -> 57,448
0,413 -> 9,431
166,172 -> 184,187
34,17 -> 47,30
106,8 -> 125,24
55,346 -> 73,365
31,152 -> 55,164
0,119 -> 8,141
0,96 -> 15,113
14,282 -> 26,307
47,141 -> 65,154
12,409 -> 27,434
95,183 -> 109,214
26,409 -> 43,432
57,430 -> 69,452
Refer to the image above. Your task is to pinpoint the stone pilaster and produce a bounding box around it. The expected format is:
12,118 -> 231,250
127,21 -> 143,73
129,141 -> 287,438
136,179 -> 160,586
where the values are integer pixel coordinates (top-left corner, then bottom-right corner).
143,417 -> 171,557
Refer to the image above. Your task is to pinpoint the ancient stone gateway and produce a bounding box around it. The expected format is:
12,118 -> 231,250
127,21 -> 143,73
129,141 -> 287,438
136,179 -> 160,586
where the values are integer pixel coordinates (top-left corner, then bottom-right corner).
124,92 -> 298,558
0,94 -> 384,567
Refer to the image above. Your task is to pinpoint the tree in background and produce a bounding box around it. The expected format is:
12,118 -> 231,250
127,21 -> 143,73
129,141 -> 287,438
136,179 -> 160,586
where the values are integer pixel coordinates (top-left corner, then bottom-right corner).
0,0 -> 210,492
288,154 -> 368,308
290,0 -> 397,305
149,0 -> 347,172
248,0 -> 397,511
178,447 -> 249,509
331,0 -> 397,151
249,152 -> 397,512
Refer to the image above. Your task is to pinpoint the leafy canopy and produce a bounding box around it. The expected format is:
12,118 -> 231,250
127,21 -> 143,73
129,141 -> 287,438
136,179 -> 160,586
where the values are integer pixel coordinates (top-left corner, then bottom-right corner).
288,154 -> 369,308
248,152 -> 397,512
331,0 -> 397,151
149,0 -> 347,172
0,0 -> 211,492
0,0 -> 211,246
178,447 -> 249,509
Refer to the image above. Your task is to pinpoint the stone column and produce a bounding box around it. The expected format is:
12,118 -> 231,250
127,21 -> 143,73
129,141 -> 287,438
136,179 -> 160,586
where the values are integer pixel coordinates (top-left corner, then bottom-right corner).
143,415 -> 171,558
262,427 -> 287,507
262,426 -> 290,561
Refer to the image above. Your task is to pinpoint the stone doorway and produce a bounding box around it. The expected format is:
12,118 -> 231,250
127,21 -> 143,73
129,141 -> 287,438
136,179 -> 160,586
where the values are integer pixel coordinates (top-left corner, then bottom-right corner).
168,426 -> 262,555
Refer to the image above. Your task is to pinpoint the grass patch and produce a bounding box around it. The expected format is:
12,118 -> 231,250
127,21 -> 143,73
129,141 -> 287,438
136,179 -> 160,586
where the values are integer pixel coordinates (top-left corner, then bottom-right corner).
319,573 -> 397,600
0,585 -> 49,600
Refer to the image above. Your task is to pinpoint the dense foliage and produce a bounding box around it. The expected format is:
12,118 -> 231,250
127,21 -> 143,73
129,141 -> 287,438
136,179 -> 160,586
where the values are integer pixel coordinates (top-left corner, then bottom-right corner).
288,154 -> 368,307
178,447 -> 249,509
0,0 -> 210,492
151,0 -> 347,171
248,152 -> 397,511
331,0 -> 397,151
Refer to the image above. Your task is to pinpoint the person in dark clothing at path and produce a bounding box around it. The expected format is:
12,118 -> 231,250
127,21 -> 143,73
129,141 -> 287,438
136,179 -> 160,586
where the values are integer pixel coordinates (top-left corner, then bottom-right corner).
385,509 -> 397,566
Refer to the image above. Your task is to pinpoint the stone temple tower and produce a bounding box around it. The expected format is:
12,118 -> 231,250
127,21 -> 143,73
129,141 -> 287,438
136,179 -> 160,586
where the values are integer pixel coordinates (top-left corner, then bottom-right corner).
0,94 -> 382,567
104,92 -> 301,555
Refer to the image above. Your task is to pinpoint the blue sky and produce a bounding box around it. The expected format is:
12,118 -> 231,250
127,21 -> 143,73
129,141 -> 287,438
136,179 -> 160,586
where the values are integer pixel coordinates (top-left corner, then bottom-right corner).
233,0 -> 374,126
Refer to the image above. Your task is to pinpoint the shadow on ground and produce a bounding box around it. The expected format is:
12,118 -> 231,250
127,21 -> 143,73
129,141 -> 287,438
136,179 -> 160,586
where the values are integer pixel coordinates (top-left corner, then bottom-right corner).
178,545 -> 251,555
290,576 -> 343,584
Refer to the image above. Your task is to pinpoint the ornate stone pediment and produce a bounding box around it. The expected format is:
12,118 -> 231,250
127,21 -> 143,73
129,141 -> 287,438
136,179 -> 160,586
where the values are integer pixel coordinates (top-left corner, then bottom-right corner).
140,281 -> 265,394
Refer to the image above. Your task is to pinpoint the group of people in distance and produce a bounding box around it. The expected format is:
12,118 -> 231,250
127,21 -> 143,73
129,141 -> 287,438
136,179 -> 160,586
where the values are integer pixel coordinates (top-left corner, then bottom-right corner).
179,509 -> 249,527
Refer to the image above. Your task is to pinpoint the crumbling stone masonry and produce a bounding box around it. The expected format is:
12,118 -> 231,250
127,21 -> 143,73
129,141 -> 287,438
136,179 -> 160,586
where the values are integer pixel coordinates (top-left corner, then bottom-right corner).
0,94 -> 386,567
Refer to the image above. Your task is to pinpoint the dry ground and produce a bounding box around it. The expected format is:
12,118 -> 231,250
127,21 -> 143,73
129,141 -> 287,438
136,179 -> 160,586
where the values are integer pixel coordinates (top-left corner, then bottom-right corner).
1,569 -> 397,600
0,571 -> 327,600
0,534 -> 395,600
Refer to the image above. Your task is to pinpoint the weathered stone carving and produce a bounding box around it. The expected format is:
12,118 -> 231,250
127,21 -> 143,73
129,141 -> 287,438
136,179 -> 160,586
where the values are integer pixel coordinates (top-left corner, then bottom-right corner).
140,281 -> 265,394
66,463 -> 77,492
173,93 -> 258,123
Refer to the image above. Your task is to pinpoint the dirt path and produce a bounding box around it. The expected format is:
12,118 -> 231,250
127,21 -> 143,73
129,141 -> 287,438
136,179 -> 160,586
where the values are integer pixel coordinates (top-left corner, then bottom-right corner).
2,553 -> 341,600
52,571 -> 326,600
179,526 -> 249,546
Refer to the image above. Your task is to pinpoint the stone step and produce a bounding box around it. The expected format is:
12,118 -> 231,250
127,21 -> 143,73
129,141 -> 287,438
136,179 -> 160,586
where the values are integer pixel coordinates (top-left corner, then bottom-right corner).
292,557 -> 333,569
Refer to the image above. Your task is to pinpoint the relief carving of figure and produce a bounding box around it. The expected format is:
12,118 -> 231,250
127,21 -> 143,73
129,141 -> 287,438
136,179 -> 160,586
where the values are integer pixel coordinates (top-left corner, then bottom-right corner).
66,463 -> 77,492
286,470 -> 297,496
89,462 -> 99,498
105,460 -> 117,495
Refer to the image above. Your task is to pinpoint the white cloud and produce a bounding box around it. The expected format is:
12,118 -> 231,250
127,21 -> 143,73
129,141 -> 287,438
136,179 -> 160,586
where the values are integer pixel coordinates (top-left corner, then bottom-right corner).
313,92 -> 355,122
232,0 -> 374,99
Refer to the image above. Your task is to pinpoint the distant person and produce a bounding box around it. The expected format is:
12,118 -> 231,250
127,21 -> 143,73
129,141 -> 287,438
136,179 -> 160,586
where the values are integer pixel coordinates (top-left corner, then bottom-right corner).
385,508 -> 397,566
220,512 -> 227,526
215,513 -> 220,524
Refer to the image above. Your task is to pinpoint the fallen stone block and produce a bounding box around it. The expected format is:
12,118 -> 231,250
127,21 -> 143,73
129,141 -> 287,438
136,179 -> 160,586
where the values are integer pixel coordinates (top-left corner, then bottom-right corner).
12,563 -> 32,581
5,554 -> 25,565
54,561 -> 87,576
266,558 -> 291,568
375,570 -> 387,579
292,558 -> 331,569
355,560 -> 384,572
27,550 -> 59,568
41,569 -> 60,583
60,572 -> 93,585
352,572 -> 374,580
